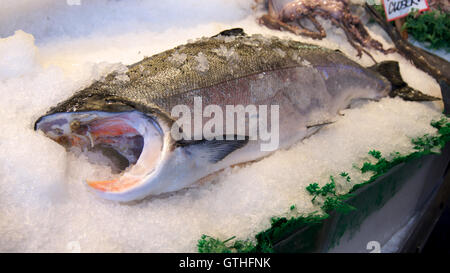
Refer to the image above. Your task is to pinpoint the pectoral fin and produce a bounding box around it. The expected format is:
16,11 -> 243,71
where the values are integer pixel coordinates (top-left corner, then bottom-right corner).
306,121 -> 335,129
306,121 -> 334,138
176,136 -> 248,163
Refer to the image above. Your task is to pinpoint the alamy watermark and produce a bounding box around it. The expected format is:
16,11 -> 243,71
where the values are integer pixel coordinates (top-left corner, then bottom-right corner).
67,0 -> 81,6
367,241 -> 381,253
170,97 -> 280,151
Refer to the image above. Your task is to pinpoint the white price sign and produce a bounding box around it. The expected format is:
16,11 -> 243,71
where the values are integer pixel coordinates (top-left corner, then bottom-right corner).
382,0 -> 430,21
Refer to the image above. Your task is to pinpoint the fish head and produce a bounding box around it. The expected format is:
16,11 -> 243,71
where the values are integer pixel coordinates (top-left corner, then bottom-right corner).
35,110 -> 169,201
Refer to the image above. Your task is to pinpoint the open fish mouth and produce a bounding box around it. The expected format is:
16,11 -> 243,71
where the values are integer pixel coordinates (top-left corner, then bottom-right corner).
35,111 -> 164,194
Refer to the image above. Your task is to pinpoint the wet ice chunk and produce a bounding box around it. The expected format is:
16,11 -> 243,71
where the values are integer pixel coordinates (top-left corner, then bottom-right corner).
111,64 -> 129,83
301,59 -> 312,67
194,52 -> 209,73
113,74 -> 130,83
274,48 -> 286,58
168,51 -> 187,65
212,45 -> 239,63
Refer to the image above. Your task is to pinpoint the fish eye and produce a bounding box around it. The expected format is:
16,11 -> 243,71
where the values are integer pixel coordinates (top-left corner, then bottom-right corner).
70,120 -> 81,131
70,120 -> 88,134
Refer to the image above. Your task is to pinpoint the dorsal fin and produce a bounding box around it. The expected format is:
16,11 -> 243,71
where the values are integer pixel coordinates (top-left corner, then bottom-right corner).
211,28 -> 247,38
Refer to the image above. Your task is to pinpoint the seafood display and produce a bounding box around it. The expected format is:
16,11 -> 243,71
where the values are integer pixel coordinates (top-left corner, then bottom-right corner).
1,0 -> 449,254
35,30 -> 436,202
258,0 -> 396,60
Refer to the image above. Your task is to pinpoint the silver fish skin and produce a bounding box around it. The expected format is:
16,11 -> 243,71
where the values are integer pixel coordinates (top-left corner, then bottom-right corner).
35,33 -> 391,202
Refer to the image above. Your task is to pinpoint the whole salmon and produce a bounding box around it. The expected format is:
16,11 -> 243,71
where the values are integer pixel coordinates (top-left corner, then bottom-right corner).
35,29 -> 435,202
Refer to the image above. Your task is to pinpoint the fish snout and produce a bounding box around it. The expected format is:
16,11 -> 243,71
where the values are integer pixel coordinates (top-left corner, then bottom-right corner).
35,113 -> 92,149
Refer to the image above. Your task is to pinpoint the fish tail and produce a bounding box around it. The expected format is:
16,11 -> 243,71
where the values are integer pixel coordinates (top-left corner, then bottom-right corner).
368,61 -> 440,102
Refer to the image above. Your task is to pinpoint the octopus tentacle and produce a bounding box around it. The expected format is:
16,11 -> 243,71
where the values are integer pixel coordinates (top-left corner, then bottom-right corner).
347,14 -> 396,54
306,14 -> 326,39
259,14 -> 301,34
294,16 -> 326,39
259,14 -> 324,39
332,17 -> 377,63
